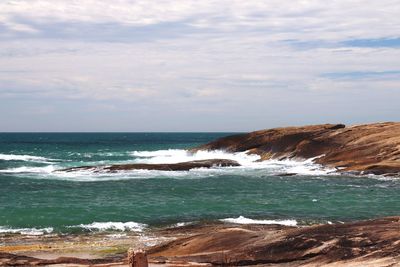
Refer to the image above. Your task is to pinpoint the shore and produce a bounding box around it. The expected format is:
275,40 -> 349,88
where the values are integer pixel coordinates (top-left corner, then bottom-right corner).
193,122 -> 400,176
55,122 -> 400,177
1,216 -> 400,266
1,123 -> 399,266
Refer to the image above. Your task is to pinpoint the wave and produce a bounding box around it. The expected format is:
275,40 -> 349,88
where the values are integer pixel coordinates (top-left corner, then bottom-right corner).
0,222 -> 145,235
0,226 -> 53,235
0,165 -> 56,174
0,153 -> 52,162
252,157 -> 337,176
131,149 -> 260,165
1,149 -> 337,181
66,151 -> 128,158
71,221 -> 147,232
220,216 -> 297,226
131,149 -> 335,175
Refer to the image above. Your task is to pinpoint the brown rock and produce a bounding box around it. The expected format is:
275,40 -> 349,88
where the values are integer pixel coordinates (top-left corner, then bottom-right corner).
0,252 -> 123,266
148,216 -> 400,266
57,159 -> 240,173
128,249 -> 148,267
192,122 -> 400,175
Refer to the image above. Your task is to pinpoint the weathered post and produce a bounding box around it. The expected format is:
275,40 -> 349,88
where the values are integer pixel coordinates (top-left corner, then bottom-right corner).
128,248 -> 148,267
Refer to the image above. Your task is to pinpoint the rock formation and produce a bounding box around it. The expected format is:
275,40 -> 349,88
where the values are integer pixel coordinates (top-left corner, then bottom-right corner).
0,252 -> 123,266
58,159 -> 240,173
128,249 -> 148,267
193,122 -> 400,175
148,216 -> 400,266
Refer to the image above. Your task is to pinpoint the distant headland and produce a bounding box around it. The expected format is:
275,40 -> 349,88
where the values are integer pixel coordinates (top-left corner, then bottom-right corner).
194,122 -> 400,176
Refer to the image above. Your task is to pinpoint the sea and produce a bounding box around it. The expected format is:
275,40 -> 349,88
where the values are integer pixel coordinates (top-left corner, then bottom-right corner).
0,133 -> 399,236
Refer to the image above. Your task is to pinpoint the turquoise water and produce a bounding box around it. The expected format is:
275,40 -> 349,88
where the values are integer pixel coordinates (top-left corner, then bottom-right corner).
0,133 -> 399,234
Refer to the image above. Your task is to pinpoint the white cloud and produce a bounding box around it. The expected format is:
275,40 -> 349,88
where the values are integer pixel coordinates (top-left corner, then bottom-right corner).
0,0 -> 399,41
0,0 -> 399,130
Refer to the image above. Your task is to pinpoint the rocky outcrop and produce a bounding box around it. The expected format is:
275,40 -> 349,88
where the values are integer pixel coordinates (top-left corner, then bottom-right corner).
58,159 -> 240,173
0,252 -> 124,266
148,216 -> 400,266
2,217 -> 399,266
193,122 -> 400,175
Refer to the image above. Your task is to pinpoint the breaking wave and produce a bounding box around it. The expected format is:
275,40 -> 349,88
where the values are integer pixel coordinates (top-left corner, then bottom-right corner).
71,221 -> 147,232
0,226 -> 54,235
220,216 -> 298,226
0,153 -> 53,163
131,149 -> 260,165
0,149 -> 337,181
131,149 -> 335,175
0,165 -> 56,174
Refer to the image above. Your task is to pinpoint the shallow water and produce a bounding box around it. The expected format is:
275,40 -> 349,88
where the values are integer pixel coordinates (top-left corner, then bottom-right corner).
1,133 -> 399,235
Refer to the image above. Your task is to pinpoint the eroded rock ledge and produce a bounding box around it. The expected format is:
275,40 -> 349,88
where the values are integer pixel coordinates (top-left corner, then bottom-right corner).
2,217 -> 399,266
193,122 -> 400,175
148,216 -> 400,266
58,159 -> 240,173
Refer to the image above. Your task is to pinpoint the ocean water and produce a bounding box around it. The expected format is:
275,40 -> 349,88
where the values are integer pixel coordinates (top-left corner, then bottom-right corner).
0,133 -> 399,235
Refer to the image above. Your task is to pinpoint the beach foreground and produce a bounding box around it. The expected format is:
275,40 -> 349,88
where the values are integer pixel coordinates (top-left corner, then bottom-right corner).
1,216 -> 400,266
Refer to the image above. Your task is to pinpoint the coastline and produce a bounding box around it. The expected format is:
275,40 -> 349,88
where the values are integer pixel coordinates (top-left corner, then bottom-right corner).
1,123 -> 400,266
1,216 -> 400,266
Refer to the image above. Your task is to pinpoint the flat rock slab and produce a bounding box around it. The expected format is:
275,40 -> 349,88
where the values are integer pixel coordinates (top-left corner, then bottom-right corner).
148,216 -> 400,266
57,159 -> 240,173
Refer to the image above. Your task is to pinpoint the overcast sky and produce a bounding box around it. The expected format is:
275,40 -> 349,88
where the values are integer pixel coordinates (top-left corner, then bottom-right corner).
0,0 -> 399,132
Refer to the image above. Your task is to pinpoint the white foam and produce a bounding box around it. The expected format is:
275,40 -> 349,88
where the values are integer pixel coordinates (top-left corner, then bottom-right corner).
106,233 -> 128,238
0,153 -> 51,162
220,216 -> 297,226
132,149 -> 335,176
73,221 -> 146,232
0,226 -> 53,235
172,222 -> 193,227
5,149 -> 337,181
131,149 -> 260,165
0,165 -> 56,174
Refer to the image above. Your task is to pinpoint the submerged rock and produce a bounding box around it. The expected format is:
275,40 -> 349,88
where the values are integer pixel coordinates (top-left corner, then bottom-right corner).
58,159 -> 240,173
192,122 -> 400,175
276,172 -> 297,176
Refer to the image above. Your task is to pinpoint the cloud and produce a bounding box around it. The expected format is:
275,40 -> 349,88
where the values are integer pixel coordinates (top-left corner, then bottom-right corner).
0,1 -> 399,131
1,0 -> 399,42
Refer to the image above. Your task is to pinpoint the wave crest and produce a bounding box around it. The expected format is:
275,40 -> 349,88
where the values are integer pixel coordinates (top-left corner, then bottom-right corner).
0,165 -> 56,174
131,149 -> 260,165
0,226 -> 53,235
1,149 -> 336,181
0,153 -> 51,162
72,221 -> 147,232
220,216 -> 297,226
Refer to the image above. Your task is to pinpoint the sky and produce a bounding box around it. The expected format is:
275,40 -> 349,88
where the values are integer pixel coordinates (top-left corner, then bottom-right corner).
0,0 -> 399,132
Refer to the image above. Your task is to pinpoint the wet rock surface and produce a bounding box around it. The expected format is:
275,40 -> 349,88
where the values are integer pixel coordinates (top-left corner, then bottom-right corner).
58,159 -> 240,173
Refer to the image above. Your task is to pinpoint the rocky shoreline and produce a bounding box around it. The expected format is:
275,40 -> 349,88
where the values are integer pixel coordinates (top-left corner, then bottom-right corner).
3,122 -> 399,266
149,216 -> 400,266
57,122 -> 400,176
1,217 -> 400,266
193,122 -> 400,176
